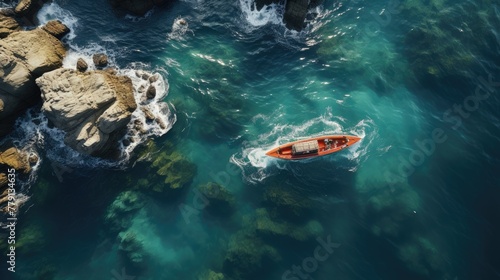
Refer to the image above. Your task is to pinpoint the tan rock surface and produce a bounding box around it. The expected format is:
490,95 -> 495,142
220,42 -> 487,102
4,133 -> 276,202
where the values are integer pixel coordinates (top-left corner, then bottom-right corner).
36,69 -> 137,156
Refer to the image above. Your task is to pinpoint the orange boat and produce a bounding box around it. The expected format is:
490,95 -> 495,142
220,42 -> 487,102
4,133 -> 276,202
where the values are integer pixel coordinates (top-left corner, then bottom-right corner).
265,135 -> 361,160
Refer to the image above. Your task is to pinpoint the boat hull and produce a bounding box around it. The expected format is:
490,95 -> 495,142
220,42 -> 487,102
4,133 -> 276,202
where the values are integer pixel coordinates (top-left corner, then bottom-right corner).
265,135 -> 361,160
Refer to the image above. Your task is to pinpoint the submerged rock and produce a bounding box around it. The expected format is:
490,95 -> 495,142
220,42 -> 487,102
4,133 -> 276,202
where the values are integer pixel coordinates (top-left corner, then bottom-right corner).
401,0 -> 498,89
118,231 -> 148,265
254,208 -> 323,242
263,184 -> 313,221
0,21 -> 67,136
151,148 -> 197,190
198,182 -> 235,217
197,270 -> 226,280
398,235 -> 448,278
365,185 -> 420,237
133,140 -> 197,194
223,229 -> 281,280
36,68 -> 137,157
104,190 -> 146,232
109,0 -> 168,16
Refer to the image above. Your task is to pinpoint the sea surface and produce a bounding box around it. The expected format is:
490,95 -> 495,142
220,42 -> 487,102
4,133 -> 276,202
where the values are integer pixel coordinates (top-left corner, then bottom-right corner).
1,0 -> 499,279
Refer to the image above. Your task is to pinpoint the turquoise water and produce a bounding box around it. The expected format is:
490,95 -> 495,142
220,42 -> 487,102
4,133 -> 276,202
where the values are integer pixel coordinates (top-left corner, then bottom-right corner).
1,0 -> 500,279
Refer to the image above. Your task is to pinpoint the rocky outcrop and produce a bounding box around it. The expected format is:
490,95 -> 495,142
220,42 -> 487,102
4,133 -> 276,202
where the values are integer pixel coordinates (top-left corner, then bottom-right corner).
109,0 -> 168,16
283,0 -> 309,30
36,68 -> 137,157
41,20 -> 70,39
254,0 -> 323,30
0,14 -> 20,39
15,0 -> 50,25
0,147 -> 31,213
92,53 -> 108,68
76,58 -> 88,72
0,20 -> 67,137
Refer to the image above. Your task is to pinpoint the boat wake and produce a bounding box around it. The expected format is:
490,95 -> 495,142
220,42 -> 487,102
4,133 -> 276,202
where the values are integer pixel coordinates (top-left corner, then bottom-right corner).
230,111 -> 375,183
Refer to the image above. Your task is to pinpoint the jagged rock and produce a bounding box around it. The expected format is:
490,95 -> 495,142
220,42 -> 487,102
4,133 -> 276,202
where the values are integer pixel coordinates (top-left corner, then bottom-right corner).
0,147 -> 32,213
76,58 -> 88,72
148,74 -> 158,83
36,68 -> 137,157
41,20 -> 70,40
0,22 -> 67,136
0,147 -> 31,174
109,0 -> 168,16
283,0 -> 309,30
146,85 -> 156,99
141,107 -> 155,121
0,14 -> 20,39
254,0 -> 323,30
93,53 -> 108,68
104,67 -> 117,75
15,0 -> 50,25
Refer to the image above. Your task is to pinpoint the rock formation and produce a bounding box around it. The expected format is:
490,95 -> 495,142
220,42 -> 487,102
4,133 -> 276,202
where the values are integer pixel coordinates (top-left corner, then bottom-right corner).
92,53 -> 108,68
36,68 -> 137,157
14,0 -> 50,25
0,147 -> 32,214
0,20 -> 67,136
76,58 -> 88,72
0,13 -> 20,38
108,0 -> 168,16
41,20 -> 70,39
283,0 -> 309,30
254,0 -> 323,30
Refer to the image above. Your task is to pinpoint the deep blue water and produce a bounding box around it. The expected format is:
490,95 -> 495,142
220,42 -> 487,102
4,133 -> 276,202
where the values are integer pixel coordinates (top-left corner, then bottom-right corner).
1,0 -> 500,279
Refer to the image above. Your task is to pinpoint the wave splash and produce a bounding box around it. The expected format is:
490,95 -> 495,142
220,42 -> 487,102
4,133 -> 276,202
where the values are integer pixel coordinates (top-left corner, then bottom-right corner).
239,0 -> 284,27
37,2 -> 79,40
12,2 -> 177,168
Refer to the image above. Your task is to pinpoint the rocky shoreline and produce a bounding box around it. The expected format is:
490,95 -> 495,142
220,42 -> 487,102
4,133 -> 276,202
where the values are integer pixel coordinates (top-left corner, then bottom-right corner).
0,0 -> 175,223
1,0 -> 171,158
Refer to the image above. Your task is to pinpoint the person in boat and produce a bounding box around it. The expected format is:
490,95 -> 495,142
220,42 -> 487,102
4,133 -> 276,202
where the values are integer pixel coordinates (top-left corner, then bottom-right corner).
324,139 -> 332,150
343,136 -> 349,146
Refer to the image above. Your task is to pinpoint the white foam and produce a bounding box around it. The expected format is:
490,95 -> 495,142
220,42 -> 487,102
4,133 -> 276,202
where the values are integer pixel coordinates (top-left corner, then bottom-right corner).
62,43 -> 114,70
119,65 -> 176,160
37,2 -> 79,40
239,0 -> 283,27
230,107 -> 372,183
14,109 -> 118,170
167,16 -> 193,41
124,9 -> 154,22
